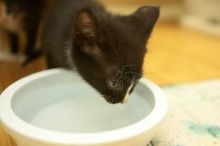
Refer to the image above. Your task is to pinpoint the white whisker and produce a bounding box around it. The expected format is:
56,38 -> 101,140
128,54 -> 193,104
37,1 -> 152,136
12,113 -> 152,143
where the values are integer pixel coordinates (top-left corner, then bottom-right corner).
124,71 -> 142,77
121,76 -> 132,83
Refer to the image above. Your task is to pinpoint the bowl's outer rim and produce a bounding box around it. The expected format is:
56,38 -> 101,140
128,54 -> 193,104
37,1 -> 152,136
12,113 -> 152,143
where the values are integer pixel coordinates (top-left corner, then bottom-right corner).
0,69 -> 168,145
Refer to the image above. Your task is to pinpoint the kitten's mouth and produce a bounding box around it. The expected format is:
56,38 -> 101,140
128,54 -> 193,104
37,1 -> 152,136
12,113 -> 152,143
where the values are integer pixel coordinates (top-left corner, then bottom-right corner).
103,97 -> 117,104
102,93 -> 130,104
103,81 -> 134,104
103,95 -> 124,104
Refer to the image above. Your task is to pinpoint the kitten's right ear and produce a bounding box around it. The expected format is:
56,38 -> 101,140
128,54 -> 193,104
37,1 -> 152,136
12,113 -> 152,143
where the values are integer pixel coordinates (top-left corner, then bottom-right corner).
133,6 -> 160,33
74,9 -> 97,44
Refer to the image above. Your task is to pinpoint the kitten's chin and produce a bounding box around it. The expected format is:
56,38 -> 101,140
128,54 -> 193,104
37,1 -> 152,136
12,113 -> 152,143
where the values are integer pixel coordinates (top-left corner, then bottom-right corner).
103,95 -> 127,104
105,99 -> 124,104
102,82 -> 134,104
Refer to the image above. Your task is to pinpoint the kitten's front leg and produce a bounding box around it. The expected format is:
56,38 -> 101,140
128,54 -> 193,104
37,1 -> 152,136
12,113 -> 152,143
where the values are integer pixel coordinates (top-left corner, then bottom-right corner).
18,30 -> 27,55
20,22 -> 40,65
25,26 -> 38,56
9,31 -> 19,54
8,31 -> 27,63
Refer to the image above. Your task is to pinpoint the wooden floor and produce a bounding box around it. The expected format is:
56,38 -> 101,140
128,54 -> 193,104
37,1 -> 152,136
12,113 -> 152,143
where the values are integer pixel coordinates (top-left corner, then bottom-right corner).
144,21 -> 220,85
0,21 -> 220,146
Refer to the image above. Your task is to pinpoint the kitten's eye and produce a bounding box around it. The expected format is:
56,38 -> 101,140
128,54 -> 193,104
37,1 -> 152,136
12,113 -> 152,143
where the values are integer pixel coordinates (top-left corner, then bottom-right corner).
108,80 -> 118,89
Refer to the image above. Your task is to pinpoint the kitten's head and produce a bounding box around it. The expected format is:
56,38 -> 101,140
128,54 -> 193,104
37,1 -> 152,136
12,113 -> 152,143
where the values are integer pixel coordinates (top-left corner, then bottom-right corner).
72,6 -> 159,104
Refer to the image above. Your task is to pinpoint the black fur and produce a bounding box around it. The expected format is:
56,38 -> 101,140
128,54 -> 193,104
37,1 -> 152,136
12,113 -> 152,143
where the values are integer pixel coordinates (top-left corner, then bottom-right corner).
8,31 -> 18,53
43,0 -> 159,103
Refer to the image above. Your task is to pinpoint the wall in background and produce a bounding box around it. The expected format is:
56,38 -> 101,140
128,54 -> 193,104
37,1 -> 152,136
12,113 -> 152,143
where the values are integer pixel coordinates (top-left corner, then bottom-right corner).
98,0 -> 184,20
98,0 -> 220,36
182,0 -> 220,36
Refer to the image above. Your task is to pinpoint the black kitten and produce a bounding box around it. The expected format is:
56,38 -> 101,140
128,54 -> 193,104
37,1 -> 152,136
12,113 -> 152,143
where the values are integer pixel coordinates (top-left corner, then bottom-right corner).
0,0 -> 49,64
43,0 -> 159,104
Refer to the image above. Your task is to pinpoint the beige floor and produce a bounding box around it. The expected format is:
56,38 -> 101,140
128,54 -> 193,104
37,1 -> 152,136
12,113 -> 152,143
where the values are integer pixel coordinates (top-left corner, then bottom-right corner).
144,21 -> 220,85
1,19 -> 220,146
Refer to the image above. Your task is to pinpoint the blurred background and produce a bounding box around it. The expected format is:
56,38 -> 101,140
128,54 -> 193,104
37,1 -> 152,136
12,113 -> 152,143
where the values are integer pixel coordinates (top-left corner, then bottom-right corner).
0,0 -> 220,91
0,1 -> 220,146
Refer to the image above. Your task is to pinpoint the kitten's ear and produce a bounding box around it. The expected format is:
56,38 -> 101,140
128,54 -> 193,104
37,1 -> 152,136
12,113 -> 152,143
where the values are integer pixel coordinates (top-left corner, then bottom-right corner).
74,9 -> 97,43
133,6 -> 160,33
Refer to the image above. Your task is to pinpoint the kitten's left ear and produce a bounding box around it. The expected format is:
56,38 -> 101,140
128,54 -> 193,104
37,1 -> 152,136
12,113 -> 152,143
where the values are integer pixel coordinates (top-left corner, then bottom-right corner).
133,6 -> 160,33
74,9 -> 97,44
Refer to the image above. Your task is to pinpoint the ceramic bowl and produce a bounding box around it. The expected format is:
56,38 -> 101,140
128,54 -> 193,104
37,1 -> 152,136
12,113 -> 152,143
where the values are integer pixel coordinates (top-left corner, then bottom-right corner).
0,69 -> 167,146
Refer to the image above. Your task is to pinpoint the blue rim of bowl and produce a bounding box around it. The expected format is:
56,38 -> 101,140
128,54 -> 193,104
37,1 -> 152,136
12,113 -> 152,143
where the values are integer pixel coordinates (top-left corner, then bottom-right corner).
0,69 -> 167,145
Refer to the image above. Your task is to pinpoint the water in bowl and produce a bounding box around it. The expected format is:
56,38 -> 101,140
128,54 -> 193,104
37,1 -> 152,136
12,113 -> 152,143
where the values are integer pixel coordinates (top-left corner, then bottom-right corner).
12,73 -> 154,133
31,93 -> 150,133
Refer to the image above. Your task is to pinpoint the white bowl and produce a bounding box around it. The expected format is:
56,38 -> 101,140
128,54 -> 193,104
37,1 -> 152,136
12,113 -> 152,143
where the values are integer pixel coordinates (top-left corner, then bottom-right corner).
0,69 -> 167,146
